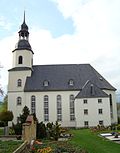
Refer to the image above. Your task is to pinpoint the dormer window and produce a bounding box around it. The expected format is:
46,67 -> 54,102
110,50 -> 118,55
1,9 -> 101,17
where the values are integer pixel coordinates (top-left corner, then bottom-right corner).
17,79 -> 22,87
69,79 -> 74,86
43,80 -> 49,87
99,77 -> 103,81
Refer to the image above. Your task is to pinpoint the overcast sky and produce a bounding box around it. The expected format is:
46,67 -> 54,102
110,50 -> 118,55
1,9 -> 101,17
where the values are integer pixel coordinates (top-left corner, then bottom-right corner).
0,0 -> 120,93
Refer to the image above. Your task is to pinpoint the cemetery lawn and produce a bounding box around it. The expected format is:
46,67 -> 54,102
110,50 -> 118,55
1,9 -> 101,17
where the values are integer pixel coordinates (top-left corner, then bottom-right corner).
0,104 -> 3,112
0,140 -> 23,153
0,128 -> 3,135
69,129 -> 120,153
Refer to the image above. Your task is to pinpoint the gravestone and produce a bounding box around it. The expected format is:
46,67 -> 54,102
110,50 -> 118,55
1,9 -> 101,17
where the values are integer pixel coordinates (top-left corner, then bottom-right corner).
22,115 -> 36,144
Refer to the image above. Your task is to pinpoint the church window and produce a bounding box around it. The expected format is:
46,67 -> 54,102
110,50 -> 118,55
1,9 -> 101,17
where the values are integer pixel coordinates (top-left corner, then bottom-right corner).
99,120 -> 103,125
83,99 -> 87,104
69,79 -> 74,86
84,121 -> 89,127
18,56 -> 23,64
84,109 -> 88,115
98,99 -> 102,103
17,97 -> 22,105
31,95 -> 36,114
43,80 -> 49,87
17,79 -> 22,87
44,95 -> 49,121
98,109 -> 103,114
57,95 -> 62,121
70,95 -> 75,121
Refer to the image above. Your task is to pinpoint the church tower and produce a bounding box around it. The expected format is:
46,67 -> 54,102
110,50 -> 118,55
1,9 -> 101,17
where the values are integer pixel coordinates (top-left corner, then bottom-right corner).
12,12 -> 34,68
8,13 -> 33,124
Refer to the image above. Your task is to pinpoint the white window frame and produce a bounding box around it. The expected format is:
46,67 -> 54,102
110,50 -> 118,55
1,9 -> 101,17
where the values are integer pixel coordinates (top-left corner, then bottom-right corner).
44,95 -> 49,121
17,79 -> 22,87
17,97 -> 22,105
57,95 -> 62,121
70,95 -> 75,121
31,95 -> 36,114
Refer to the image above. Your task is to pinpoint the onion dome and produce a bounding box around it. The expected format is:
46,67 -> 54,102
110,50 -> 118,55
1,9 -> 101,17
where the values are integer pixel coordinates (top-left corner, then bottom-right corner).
15,39 -> 32,50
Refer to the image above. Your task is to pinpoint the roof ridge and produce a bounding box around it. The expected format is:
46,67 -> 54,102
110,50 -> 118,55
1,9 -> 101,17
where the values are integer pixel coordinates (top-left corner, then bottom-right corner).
33,63 -> 90,67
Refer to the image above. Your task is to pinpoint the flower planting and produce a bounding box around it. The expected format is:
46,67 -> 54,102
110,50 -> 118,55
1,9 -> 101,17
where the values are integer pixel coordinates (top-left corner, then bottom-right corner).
31,140 -> 52,153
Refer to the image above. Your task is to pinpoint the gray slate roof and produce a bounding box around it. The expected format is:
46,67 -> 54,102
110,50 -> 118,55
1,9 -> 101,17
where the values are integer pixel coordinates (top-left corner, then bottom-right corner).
8,67 -> 32,71
24,64 -> 116,92
13,39 -> 34,53
76,80 -> 109,98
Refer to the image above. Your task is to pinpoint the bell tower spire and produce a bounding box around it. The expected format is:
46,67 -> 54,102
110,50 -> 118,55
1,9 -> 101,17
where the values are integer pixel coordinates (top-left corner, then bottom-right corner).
23,10 -> 25,23
12,12 -> 34,68
14,12 -> 33,52
19,11 -> 29,40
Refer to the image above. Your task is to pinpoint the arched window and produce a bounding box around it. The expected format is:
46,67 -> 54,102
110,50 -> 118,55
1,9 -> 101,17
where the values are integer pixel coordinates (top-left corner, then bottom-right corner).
17,97 -> 22,105
31,95 -> 36,114
18,56 -> 23,64
57,95 -> 62,121
44,95 -> 49,121
70,95 -> 75,121
17,79 -> 22,87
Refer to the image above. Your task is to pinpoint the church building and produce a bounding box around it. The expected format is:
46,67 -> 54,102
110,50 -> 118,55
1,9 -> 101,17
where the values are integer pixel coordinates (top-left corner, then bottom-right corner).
8,15 -> 117,128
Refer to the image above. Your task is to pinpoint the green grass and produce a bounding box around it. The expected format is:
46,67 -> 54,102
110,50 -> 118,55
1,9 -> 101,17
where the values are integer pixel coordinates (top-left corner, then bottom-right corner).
0,128 -> 4,135
0,140 -> 23,153
0,104 -> 2,112
69,129 -> 120,153
0,104 -> 4,112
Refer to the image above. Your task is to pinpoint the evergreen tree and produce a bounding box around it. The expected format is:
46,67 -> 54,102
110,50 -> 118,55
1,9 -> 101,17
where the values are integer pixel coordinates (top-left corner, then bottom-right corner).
19,105 -> 30,124
13,106 -> 30,135
37,122 -> 47,139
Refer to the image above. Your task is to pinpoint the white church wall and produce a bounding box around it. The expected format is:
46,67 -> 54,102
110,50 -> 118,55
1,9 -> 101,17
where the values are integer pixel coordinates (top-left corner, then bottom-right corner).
8,90 -> 115,127
75,97 -> 111,127
8,89 -> 117,127
12,49 -> 33,68
24,90 -> 79,127
8,70 -> 31,92
8,92 -> 25,123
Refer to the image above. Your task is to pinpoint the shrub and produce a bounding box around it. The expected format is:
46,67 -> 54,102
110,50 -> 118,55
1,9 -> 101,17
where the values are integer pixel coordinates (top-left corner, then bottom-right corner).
12,122 -> 22,135
9,127 -> 15,135
36,121 -> 62,141
118,117 -> 120,124
0,111 -> 13,126
52,121 -> 61,141
117,124 -> 120,130
37,122 -> 47,139
0,121 -> 4,127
